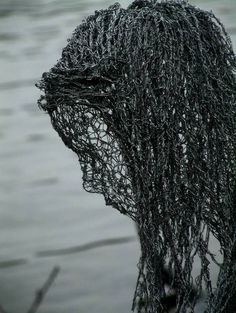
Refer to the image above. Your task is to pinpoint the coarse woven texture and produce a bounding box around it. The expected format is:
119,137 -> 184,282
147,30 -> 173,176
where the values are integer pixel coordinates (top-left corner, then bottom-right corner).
37,0 -> 236,312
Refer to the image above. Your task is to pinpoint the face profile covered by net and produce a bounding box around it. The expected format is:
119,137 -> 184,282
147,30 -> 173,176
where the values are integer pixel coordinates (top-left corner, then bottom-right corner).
37,0 -> 236,312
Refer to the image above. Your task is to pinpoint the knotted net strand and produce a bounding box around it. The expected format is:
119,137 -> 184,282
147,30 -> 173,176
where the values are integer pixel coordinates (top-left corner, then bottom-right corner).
37,0 -> 236,312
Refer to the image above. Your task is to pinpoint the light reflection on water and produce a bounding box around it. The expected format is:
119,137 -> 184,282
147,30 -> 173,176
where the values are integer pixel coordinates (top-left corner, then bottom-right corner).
0,0 -> 236,312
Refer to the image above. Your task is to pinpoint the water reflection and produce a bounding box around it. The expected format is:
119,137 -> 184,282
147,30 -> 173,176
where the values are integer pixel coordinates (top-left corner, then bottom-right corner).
36,236 -> 136,258
30,177 -> 59,186
26,133 -> 46,142
0,108 -> 14,116
0,258 -> 27,269
0,79 -> 36,90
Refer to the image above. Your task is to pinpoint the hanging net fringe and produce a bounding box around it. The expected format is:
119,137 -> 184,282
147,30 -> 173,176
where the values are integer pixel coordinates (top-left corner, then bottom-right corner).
36,0 -> 236,312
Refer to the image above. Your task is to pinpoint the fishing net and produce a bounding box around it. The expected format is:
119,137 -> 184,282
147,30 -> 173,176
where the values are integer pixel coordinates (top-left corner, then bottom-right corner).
36,0 -> 236,312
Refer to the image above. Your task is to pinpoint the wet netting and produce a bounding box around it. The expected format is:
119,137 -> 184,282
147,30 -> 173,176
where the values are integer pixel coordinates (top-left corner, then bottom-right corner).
36,0 -> 236,312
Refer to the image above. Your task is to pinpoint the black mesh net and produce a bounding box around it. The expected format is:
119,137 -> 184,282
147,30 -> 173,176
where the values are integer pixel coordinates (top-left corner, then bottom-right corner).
36,0 -> 236,312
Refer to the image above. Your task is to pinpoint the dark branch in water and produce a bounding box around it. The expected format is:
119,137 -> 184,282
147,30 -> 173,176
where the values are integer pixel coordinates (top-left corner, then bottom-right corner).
0,267 -> 60,313
27,266 -> 60,313
0,305 -> 9,313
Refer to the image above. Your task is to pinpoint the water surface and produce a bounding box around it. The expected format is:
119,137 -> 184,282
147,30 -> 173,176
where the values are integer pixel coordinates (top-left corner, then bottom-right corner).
0,0 -> 236,312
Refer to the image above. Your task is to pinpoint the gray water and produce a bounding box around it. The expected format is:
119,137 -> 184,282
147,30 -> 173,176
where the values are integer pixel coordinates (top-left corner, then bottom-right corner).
0,0 -> 236,312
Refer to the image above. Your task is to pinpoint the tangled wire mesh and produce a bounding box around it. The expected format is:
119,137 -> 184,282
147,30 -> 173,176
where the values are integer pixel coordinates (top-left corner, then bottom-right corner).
36,0 -> 236,312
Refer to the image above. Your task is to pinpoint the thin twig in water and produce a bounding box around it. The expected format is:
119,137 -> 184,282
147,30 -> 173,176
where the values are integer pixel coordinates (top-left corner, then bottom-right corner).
0,304 -> 9,313
27,266 -> 60,313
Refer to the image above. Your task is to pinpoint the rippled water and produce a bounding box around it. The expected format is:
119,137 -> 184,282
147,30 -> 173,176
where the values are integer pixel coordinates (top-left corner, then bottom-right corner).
0,1 -> 236,312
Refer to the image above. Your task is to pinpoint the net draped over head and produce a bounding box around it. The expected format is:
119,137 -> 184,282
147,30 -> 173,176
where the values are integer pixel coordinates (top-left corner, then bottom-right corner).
37,0 -> 236,312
